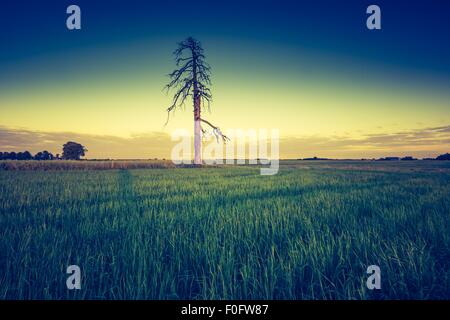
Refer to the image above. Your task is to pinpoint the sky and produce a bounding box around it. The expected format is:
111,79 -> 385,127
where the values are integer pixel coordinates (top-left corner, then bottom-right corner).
0,0 -> 449,159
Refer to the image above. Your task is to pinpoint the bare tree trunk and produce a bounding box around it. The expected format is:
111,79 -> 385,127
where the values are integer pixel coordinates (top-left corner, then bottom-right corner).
194,118 -> 202,164
194,96 -> 201,164
192,54 -> 202,165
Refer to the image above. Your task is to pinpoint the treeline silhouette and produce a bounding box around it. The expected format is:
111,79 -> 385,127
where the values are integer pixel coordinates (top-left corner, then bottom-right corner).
0,151 -> 58,161
299,153 -> 450,161
0,141 -> 87,161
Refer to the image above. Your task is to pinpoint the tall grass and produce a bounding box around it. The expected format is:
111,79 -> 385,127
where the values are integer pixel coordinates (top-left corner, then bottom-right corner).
0,160 -> 175,171
0,163 -> 449,299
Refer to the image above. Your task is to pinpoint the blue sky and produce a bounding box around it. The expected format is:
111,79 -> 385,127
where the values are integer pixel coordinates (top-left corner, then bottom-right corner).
0,0 -> 449,158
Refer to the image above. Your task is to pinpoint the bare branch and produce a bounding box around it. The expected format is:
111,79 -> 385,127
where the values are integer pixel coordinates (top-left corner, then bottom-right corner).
165,61 -> 193,90
164,36 -> 222,146
164,80 -> 193,126
199,118 -> 230,143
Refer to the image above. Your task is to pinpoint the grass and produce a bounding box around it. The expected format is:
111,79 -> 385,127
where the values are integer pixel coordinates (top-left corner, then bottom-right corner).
0,159 -> 175,171
0,161 -> 449,299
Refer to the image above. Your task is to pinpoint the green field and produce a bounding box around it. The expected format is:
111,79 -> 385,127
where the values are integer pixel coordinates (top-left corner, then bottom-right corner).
1,161 -> 449,299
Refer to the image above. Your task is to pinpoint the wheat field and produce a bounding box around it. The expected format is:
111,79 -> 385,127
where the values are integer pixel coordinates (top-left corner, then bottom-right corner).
1,161 -> 449,299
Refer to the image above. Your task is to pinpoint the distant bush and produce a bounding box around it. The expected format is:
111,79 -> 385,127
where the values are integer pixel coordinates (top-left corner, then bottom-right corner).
0,151 -> 34,160
0,152 -> 17,160
302,156 -> 330,160
436,153 -> 450,161
377,157 -> 400,161
34,151 -> 54,161
0,150 -> 54,161
401,156 -> 417,161
17,151 -> 33,160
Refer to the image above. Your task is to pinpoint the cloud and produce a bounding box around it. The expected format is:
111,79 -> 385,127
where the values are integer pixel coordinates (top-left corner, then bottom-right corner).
428,125 -> 450,133
0,126 -> 174,159
281,125 -> 450,159
0,125 -> 449,159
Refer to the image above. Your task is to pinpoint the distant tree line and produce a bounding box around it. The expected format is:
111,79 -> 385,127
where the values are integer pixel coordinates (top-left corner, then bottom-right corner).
376,153 -> 450,161
300,153 -> 450,161
0,151 -> 55,161
0,141 -> 87,161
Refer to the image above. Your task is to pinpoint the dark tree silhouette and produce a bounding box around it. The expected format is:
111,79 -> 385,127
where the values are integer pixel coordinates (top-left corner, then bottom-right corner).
0,151 -> 31,160
164,37 -> 228,165
8,152 -> 17,160
34,150 -> 54,161
1,152 -> 11,160
62,142 -> 87,160
17,151 -> 33,160
436,153 -> 450,160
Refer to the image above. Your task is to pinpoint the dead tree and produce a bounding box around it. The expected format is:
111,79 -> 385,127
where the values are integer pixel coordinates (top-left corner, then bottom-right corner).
164,37 -> 228,165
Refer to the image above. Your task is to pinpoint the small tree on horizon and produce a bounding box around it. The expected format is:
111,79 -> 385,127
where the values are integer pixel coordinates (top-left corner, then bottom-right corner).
164,37 -> 228,165
62,142 -> 87,160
